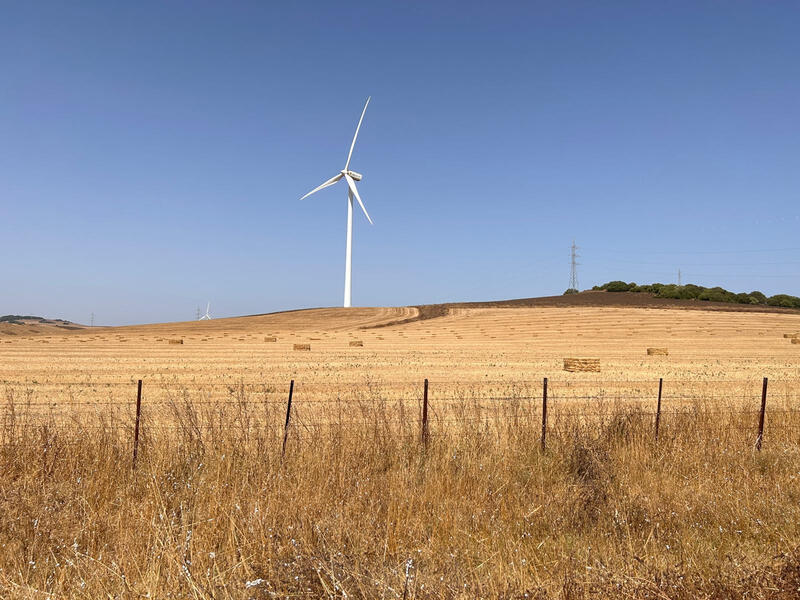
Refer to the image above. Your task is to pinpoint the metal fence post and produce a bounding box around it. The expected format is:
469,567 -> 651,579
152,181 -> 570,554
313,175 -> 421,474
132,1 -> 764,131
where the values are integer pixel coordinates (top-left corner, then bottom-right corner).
541,377 -> 548,452
282,380 -> 294,459
421,379 -> 429,448
756,377 -> 767,451
133,379 -> 142,470
655,377 -> 663,441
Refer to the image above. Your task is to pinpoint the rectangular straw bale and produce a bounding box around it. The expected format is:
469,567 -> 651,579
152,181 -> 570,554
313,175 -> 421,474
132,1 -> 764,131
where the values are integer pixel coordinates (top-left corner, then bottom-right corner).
646,347 -> 669,356
293,343 -> 311,351
349,340 -> 364,347
563,358 -> 600,373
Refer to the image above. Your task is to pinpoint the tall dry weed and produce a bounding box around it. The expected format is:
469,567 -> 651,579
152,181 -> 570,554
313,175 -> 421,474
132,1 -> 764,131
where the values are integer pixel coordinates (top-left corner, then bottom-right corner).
1,385 -> 799,598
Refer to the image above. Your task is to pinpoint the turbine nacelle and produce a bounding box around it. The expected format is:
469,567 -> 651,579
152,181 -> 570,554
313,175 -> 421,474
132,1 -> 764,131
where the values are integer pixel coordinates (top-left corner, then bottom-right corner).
343,170 -> 362,181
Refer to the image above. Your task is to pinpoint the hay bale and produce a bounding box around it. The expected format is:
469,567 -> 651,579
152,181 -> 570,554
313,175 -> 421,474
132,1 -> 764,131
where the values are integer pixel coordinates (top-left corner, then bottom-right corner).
784,333 -> 799,339
168,339 -> 183,345
646,347 -> 669,356
264,336 -> 276,342
349,340 -> 363,347
293,343 -> 311,351
792,338 -> 800,345
563,358 -> 600,373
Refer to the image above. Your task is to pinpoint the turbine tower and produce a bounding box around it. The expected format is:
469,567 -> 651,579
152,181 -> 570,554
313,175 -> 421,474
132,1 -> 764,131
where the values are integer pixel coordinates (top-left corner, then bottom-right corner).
199,302 -> 211,320
299,97 -> 374,308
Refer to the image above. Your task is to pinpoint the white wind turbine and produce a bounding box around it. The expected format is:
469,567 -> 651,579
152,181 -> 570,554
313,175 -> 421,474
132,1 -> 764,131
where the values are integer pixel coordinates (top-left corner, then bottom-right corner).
199,302 -> 211,320
300,97 -> 373,308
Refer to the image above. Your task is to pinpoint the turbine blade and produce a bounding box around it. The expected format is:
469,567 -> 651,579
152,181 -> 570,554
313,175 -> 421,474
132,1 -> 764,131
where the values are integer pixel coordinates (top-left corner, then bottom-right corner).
344,97 -> 370,171
344,173 -> 373,225
299,173 -> 343,200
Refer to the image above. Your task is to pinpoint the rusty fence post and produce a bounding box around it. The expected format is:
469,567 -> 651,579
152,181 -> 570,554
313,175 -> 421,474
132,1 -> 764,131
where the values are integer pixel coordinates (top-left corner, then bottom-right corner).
133,379 -> 142,470
655,378 -> 663,441
756,377 -> 768,451
541,377 -> 548,452
281,380 -> 294,459
421,379 -> 429,448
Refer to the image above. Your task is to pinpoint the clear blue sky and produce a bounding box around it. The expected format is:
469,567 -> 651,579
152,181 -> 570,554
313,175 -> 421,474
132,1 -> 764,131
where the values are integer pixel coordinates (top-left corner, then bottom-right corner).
2,2 -> 798,325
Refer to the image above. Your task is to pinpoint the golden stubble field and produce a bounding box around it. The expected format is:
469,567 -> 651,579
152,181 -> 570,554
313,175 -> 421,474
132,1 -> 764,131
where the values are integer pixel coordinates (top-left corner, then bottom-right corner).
3,303 -> 800,599
2,304 -> 799,409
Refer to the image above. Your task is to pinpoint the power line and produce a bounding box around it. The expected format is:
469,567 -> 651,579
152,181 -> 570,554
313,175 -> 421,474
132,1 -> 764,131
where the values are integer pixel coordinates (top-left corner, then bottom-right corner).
595,247 -> 800,256
599,259 -> 800,266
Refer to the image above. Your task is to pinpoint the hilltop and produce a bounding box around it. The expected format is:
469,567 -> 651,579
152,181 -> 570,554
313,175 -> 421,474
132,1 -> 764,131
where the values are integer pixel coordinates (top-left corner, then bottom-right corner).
365,290 -> 800,329
0,315 -> 85,336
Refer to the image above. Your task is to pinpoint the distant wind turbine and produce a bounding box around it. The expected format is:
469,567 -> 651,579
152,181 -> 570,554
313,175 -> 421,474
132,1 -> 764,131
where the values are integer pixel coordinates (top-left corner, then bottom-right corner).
199,302 -> 211,320
300,97 -> 374,308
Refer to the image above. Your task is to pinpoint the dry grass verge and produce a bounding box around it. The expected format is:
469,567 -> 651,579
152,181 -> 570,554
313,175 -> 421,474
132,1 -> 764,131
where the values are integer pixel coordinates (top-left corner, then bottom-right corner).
1,387 -> 800,598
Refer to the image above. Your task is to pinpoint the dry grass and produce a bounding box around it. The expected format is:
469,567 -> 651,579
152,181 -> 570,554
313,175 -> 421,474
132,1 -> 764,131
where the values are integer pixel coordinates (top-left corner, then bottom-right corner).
2,304 -> 800,597
2,387 -> 800,598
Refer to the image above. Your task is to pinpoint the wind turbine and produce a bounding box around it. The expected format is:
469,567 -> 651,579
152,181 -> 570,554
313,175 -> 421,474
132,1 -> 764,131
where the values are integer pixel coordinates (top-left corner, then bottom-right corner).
199,302 -> 211,320
300,97 -> 373,308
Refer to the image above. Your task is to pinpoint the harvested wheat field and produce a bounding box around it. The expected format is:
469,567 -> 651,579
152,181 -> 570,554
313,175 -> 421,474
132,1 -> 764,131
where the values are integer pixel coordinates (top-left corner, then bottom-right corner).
2,295 -> 800,598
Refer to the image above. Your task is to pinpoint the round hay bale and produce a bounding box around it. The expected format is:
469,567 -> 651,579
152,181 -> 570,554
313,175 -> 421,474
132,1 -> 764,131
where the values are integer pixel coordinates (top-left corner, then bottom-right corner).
646,347 -> 669,356
792,338 -> 800,345
293,343 -> 311,351
264,336 -> 277,342
349,340 -> 363,347
563,358 -> 600,373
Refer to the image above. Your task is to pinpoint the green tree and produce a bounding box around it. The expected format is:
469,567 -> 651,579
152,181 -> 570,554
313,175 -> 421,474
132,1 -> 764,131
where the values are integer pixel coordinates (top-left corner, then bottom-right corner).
767,294 -> 800,309
604,281 -> 634,292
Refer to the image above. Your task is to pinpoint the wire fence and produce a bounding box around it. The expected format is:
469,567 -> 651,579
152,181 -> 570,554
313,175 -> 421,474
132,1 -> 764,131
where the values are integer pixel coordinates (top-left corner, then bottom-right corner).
2,377 -> 799,458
